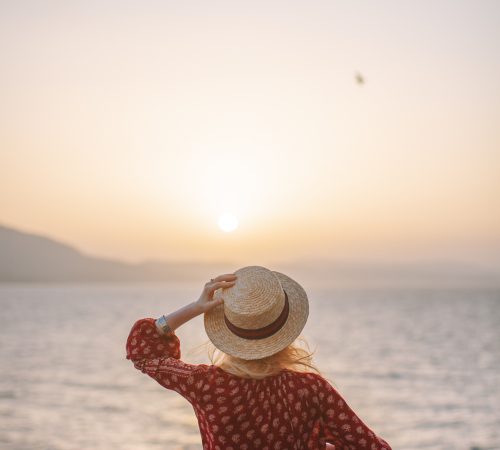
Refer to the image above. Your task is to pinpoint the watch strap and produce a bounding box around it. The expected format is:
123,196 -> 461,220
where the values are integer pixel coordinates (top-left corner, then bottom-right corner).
155,315 -> 172,335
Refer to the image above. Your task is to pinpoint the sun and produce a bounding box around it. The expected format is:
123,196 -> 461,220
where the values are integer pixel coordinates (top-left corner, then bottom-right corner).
218,212 -> 239,232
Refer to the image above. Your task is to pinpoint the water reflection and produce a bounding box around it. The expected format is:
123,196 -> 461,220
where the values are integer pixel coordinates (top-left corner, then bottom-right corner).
0,284 -> 498,449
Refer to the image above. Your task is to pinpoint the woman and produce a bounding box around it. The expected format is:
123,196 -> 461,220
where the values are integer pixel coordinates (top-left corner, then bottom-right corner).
126,265 -> 392,450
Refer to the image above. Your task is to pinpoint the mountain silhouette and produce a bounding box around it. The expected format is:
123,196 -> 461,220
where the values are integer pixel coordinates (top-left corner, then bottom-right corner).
1,223 -> 498,287
0,224 -> 231,282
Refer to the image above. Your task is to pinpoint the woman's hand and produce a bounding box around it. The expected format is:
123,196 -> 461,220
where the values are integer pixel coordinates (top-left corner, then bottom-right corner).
195,273 -> 237,314
157,273 -> 237,332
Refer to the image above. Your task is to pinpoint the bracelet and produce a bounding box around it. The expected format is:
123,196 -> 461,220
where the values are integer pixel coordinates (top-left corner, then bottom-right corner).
155,315 -> 172,335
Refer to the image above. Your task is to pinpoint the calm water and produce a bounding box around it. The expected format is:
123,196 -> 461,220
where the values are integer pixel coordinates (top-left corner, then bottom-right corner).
0,283 -> 499,450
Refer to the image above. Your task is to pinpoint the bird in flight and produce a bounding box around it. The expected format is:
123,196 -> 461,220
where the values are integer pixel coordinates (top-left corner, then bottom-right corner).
355,71 -> 365,85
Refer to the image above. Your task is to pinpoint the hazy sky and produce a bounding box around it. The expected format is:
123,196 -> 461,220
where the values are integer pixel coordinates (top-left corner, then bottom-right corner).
1,1 -> 499,266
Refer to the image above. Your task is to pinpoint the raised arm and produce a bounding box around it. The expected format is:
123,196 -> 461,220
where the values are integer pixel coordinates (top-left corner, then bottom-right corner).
126,317 -> 209,401
125,273 -> 237,402
162,273 -> 236,331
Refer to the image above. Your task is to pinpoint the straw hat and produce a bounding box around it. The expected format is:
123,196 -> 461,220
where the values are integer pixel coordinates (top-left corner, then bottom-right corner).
204,265 -> 309,360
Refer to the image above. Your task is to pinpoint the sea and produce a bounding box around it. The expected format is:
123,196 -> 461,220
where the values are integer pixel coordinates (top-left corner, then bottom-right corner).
0,283 -> 499,450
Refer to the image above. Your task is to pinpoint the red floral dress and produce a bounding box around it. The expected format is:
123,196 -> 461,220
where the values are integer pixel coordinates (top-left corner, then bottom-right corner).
126,318 -> 392,450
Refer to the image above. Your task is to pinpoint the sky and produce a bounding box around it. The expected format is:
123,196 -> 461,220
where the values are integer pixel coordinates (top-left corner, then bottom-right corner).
1,0 -> 499,267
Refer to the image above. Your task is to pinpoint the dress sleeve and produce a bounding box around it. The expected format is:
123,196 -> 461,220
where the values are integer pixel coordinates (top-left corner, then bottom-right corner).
316,376 -> 392,450
125,317 -> 210,404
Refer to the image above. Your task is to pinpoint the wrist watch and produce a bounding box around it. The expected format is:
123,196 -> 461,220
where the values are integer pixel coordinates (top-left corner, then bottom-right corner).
155,315 -> 172,334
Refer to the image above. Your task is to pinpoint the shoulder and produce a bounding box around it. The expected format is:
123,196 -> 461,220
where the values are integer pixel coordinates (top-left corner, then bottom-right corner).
288,371 -> 340,397
286,370 -> 330,385
191,364 -> 231,385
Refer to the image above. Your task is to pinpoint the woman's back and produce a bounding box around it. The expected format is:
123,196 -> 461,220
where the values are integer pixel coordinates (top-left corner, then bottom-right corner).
192,366 -> 390,450
126,317 -> 391,450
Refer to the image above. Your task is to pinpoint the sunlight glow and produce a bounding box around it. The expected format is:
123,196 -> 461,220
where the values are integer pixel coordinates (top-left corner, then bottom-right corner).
218,213 -> 239,232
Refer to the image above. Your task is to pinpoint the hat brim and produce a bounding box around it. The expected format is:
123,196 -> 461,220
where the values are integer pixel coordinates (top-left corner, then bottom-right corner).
203,271 -> 309,360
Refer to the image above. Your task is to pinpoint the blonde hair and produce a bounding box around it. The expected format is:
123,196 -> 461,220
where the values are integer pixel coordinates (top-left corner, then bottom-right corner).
201,336 -> 322,380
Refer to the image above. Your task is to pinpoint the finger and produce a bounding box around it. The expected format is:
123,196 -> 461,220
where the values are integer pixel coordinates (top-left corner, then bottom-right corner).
211,273 -> 237,283
206,280 -> 236,292
206,296 -> 225,311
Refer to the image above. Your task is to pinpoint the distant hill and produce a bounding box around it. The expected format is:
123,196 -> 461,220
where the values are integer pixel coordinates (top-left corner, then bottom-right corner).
0,223 -> 498,287
278,258 -> 500,289
0,224 -> 232,282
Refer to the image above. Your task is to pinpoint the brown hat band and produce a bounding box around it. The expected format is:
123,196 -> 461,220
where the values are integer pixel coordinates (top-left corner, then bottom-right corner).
224,290 -> 290,340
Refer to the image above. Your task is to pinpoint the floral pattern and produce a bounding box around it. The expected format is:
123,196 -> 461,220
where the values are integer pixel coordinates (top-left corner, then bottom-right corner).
126,318 -> 392,450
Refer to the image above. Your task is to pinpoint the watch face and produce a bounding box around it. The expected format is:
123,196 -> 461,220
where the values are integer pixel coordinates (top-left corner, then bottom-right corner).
155,316 -> 171,334
155,317 -> 165,332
